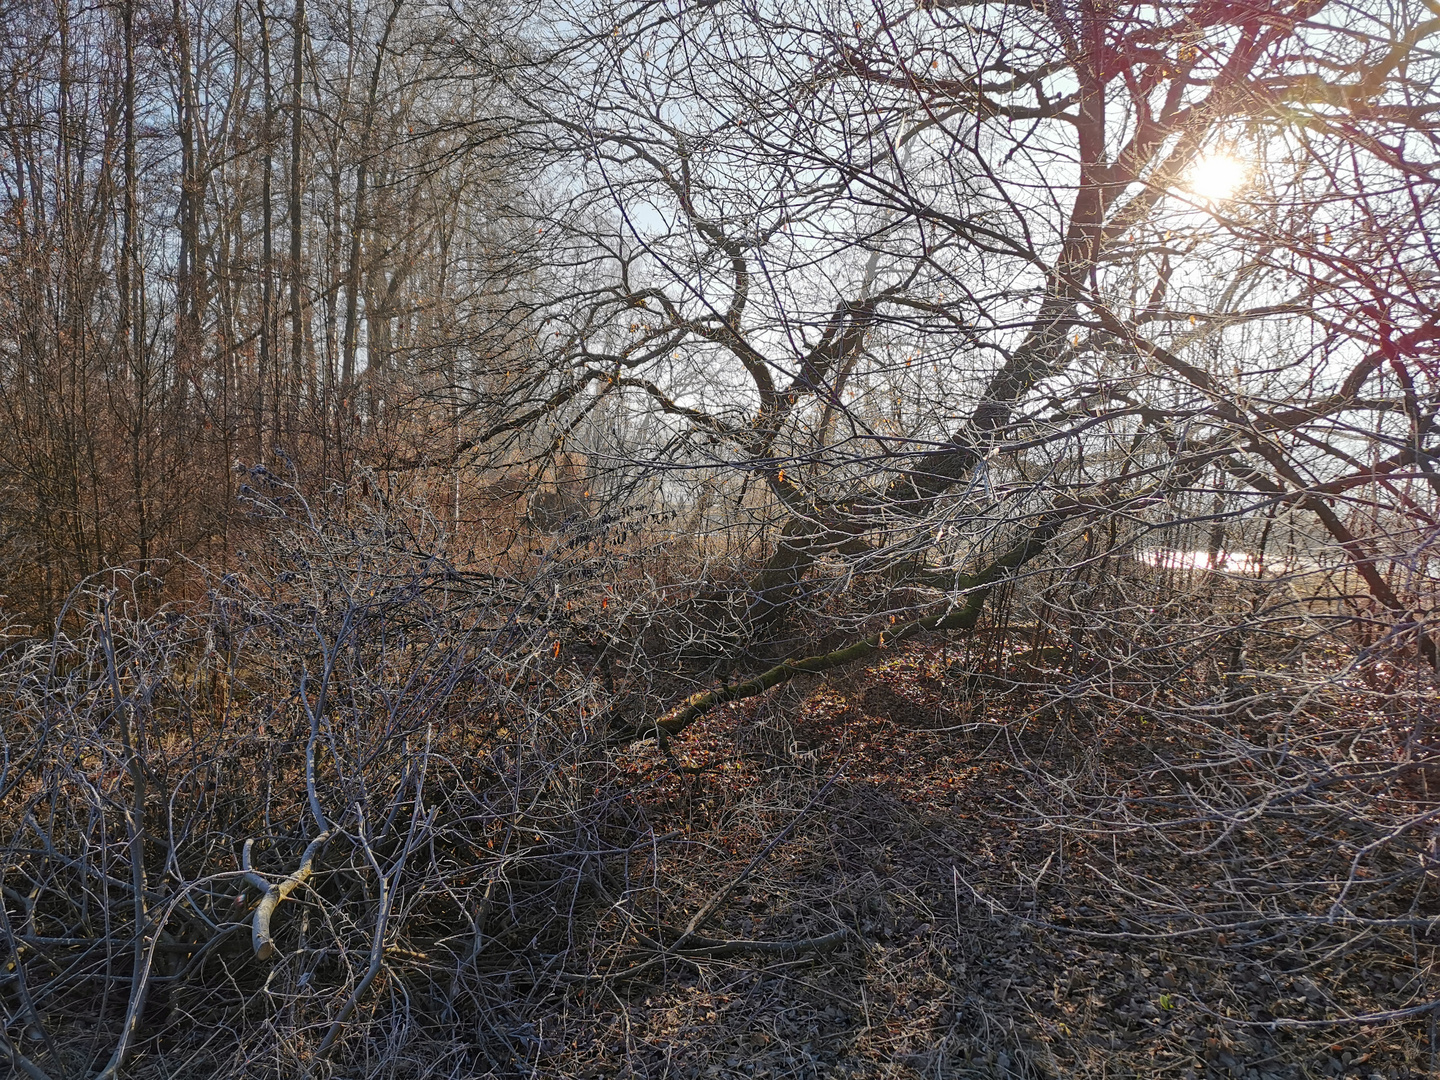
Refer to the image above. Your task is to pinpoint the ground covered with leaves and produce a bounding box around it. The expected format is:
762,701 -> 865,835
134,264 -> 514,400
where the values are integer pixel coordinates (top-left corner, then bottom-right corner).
548,640 -> 1440,1080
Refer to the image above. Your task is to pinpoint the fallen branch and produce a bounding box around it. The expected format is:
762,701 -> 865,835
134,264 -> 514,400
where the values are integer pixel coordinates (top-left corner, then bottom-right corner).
646,516 -> 1063,739
315,760 -> 434,1060
314,827 -> 393,1058
672,926 -> 853,957
0,1029 -> 54,1080
604,926 -> 854,976
243,831 -> 330,961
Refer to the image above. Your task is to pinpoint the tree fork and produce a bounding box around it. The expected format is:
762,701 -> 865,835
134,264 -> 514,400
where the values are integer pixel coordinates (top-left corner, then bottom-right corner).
744,299 -> 1083,639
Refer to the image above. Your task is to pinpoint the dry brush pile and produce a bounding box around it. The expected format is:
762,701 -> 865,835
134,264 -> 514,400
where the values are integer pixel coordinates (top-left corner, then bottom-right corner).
2,474 -> 1439,1080
0,476 -> 661,1077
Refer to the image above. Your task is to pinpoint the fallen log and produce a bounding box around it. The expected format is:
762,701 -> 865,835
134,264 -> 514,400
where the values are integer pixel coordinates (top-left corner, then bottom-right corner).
643,515 -> 1063,740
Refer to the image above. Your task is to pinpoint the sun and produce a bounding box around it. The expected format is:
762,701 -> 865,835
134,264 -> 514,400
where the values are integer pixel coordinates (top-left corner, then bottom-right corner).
1186,153 -> 1249,202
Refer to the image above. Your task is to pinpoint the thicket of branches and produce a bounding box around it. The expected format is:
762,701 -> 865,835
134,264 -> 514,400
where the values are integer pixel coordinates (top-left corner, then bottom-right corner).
3,0 -> 1440,1074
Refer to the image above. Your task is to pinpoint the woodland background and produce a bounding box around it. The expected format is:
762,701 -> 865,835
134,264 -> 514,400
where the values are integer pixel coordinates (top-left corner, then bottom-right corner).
2,0 -> 1440,1076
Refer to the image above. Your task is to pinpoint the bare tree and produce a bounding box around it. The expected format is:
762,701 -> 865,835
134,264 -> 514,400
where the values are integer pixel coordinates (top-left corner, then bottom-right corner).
481,0 -> 1439,702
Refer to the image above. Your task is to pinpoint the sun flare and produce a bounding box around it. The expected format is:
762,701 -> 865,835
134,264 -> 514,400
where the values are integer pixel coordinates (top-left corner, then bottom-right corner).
1187,153 -> 1249,202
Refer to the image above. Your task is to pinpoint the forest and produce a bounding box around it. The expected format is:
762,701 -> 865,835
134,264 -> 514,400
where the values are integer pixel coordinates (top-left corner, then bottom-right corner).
1,0 -> 1438,1075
